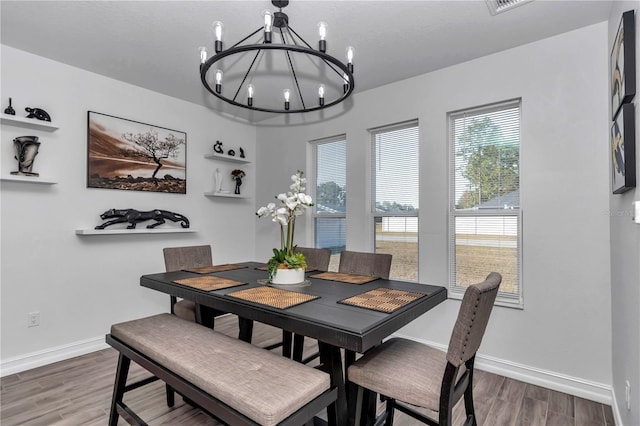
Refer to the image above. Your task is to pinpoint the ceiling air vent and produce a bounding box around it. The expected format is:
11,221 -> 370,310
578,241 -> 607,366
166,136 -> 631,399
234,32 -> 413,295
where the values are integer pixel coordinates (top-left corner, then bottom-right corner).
486,0 -> 534,15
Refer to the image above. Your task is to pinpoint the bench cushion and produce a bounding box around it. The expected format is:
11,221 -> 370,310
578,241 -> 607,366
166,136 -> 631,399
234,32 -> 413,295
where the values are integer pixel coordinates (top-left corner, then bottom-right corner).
111,313 -> 330,426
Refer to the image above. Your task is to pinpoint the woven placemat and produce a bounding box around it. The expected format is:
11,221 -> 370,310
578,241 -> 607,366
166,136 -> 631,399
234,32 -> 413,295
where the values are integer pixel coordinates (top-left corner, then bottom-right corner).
255,266 -> 318,273
309,271 -> 378,285
173,276 -> 246,291
184,264 -> 248,274
338,288 -> 426,313
226,286 -> 319,309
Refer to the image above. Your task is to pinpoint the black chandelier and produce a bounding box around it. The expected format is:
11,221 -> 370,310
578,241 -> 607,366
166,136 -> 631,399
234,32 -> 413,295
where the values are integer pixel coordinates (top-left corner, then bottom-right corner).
199,0 -> 355,114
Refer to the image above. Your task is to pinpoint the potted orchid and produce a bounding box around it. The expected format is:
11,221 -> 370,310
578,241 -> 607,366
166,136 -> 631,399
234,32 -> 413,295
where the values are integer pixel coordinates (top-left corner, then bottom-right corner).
256,170 -> 314,284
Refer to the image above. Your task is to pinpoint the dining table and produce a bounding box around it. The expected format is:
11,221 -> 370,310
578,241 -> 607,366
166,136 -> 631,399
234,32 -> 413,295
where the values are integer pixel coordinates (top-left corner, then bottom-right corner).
140,261 -> 447,426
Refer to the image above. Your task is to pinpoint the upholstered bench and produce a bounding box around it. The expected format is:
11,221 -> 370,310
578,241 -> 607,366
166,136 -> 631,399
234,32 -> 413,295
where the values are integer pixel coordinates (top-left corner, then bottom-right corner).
106,313 -> 336,426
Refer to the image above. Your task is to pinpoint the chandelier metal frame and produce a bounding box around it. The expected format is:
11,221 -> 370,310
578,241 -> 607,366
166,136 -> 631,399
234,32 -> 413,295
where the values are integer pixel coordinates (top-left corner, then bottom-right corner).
199,0 -> 355,114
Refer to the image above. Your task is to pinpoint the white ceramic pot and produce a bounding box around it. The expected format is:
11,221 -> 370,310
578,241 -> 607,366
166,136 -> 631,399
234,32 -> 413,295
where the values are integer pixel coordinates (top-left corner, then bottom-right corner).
271,267 -> 305,285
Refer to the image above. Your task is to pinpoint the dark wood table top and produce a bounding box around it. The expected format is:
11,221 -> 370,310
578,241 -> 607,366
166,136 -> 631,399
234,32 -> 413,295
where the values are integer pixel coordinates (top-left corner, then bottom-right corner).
141,261 -> 448,353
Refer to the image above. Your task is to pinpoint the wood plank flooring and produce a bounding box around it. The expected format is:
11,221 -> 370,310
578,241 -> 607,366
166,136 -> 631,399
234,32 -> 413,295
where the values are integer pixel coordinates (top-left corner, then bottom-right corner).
1,315 -> 614,425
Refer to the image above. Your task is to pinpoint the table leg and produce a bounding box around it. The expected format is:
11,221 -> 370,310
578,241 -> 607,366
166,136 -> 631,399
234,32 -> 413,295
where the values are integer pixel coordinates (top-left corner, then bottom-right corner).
318,342 -> 347,426
237,317 -> 254,343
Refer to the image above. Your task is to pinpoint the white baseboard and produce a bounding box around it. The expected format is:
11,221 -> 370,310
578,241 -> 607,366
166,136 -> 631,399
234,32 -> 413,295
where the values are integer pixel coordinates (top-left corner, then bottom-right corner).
0,336 -> 108,377
611,388 -> 625,426
393,332 -> 613,406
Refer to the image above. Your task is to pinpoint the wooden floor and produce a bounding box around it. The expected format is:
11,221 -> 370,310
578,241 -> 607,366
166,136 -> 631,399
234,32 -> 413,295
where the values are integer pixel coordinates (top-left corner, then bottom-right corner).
1,315 -> 614,426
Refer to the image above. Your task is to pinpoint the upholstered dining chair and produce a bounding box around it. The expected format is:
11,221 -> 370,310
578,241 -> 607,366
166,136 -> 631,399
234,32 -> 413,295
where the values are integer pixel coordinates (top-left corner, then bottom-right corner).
265,247 -> 332,358
347,272 -> 502,426
163,245 -> 226,328
293,250 -> 393,364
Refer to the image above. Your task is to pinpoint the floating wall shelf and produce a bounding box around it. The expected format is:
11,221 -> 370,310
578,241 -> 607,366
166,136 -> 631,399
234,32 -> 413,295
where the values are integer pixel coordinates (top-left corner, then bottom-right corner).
204,153 -> 250,164
76,228 -> 197,236
204,191 -> 246,199
1,175 -> 57,185
1,115 -> 59,131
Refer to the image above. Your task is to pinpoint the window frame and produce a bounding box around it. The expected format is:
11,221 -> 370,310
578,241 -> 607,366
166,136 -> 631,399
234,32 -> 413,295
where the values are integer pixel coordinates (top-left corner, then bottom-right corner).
447,99 -> 523,308
310,135 -> 347,251
370,120 -> 420,281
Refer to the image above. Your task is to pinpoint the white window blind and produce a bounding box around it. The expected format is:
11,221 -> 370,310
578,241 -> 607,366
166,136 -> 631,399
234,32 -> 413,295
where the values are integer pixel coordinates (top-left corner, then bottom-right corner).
313,137 -> 346,258
449,99 -> 522,307
370,121 -> 419,281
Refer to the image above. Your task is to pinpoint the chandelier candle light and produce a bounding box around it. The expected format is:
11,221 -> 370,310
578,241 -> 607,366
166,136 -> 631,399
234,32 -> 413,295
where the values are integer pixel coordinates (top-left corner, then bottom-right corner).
256,171 -> 314,284
198,0 -> 355,114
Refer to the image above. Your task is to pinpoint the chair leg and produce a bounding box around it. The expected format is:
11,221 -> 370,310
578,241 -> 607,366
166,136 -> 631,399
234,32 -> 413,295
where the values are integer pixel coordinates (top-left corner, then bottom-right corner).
283,330 -> 293,358
165,383 -> 175,407
384,399 -> 395,426
463,374 -> 477,425
109,353 -> 131,426
292,333 -> 304,361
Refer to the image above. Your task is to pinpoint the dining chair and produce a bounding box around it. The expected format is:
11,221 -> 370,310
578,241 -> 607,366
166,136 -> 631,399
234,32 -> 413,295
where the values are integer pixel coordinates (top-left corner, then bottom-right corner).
293,250 -> 393,364
264,247 -> 332,358
163,245 -> 226,327
347,272 -> 502,426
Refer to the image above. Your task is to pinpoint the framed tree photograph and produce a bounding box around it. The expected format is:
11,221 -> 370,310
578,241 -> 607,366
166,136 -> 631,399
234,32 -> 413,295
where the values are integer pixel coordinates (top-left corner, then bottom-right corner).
611,10 -> 636,120
611,103 -> 636,194
87,111 -> 187,193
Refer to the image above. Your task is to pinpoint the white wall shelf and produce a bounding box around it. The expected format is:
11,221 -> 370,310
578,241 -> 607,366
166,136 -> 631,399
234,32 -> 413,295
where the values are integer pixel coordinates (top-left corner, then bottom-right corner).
204,153 -> 250,164
204,191 -> 247,199
1,115 -> 59,131
1,175 -> 57,185
76,228 -> 197,236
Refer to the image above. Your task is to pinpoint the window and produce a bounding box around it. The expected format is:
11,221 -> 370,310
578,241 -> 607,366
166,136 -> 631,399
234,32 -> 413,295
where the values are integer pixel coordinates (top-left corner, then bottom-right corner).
449,99 -> 522,307
312,136 -> 347,270
371,121 -> 419,281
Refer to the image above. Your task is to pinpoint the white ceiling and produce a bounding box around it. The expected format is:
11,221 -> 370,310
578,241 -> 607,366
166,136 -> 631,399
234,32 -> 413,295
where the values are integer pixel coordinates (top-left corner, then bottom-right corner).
1,1 -> 614,123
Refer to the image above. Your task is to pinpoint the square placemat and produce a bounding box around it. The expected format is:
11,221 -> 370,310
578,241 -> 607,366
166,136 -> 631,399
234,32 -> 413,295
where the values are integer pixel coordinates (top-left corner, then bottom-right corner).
173,276 -> 246,291
184,264 -> 248,274
255,266 -> 318,273
309,271 -> 378,285
226,286 -> 319,309
338,288 -> 426,313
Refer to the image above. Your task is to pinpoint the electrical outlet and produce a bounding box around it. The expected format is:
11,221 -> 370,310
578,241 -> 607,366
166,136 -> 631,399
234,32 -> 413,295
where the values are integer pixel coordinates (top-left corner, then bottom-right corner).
27,312 -> 40,327
626,380 -> 631,411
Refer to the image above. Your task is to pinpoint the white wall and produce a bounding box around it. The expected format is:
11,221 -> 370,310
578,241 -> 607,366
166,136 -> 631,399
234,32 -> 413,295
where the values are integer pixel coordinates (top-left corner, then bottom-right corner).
608,4 -> 640,426
255,23 -> 613,402
0,46 -> 257,373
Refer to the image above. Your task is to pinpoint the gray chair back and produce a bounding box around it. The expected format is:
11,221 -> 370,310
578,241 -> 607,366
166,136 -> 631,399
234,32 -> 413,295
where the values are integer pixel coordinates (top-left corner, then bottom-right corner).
295,247 -> 331,271
446,272 -> 501,367
338,250 -> 392,279
163,245 -> 213,272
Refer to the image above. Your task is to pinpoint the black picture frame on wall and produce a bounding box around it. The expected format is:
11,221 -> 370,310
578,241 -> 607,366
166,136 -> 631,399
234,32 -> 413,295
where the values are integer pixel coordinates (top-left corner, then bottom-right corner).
87,111 -> 187,194
611,10 -> 636,120
611,103 -> 636,194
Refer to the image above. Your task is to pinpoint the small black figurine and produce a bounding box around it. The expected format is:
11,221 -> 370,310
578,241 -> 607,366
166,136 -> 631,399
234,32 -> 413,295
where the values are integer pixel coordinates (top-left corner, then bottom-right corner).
25,107 -> 51,122
239,147 -> 245,158
213,140 -> 223,154
4,98 -> 15,115
228,149 -> 235,156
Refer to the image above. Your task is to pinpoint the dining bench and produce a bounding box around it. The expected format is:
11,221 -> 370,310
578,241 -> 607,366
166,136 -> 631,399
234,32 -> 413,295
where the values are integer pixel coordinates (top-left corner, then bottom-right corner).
106,313 -> 337,426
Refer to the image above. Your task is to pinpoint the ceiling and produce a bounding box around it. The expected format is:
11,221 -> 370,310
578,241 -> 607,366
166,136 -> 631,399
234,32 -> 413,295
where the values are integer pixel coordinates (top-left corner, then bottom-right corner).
1,1 -> 613,123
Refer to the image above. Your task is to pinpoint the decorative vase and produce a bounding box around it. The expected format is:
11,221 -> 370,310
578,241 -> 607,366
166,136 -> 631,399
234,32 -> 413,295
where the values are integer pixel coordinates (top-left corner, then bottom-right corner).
11,136 -> 40,176
234,178 -> 242,194
271,267 -> 305,285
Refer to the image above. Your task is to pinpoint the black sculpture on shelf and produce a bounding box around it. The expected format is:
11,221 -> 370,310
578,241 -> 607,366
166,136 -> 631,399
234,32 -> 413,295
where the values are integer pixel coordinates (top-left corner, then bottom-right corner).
25,107 -> 51,122
11,136 -> 40,176
239,147 -> 245,158
4,97 -> 15,115
213,140 -> 223,153
94,208 -> 190,230
228,149 -> 235,156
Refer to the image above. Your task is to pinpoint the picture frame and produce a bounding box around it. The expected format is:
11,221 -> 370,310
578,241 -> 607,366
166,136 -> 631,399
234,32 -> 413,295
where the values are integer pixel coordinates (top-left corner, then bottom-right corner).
87,111 -> 187,193
611,103 -> 636,194
610,10 -> 636,120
